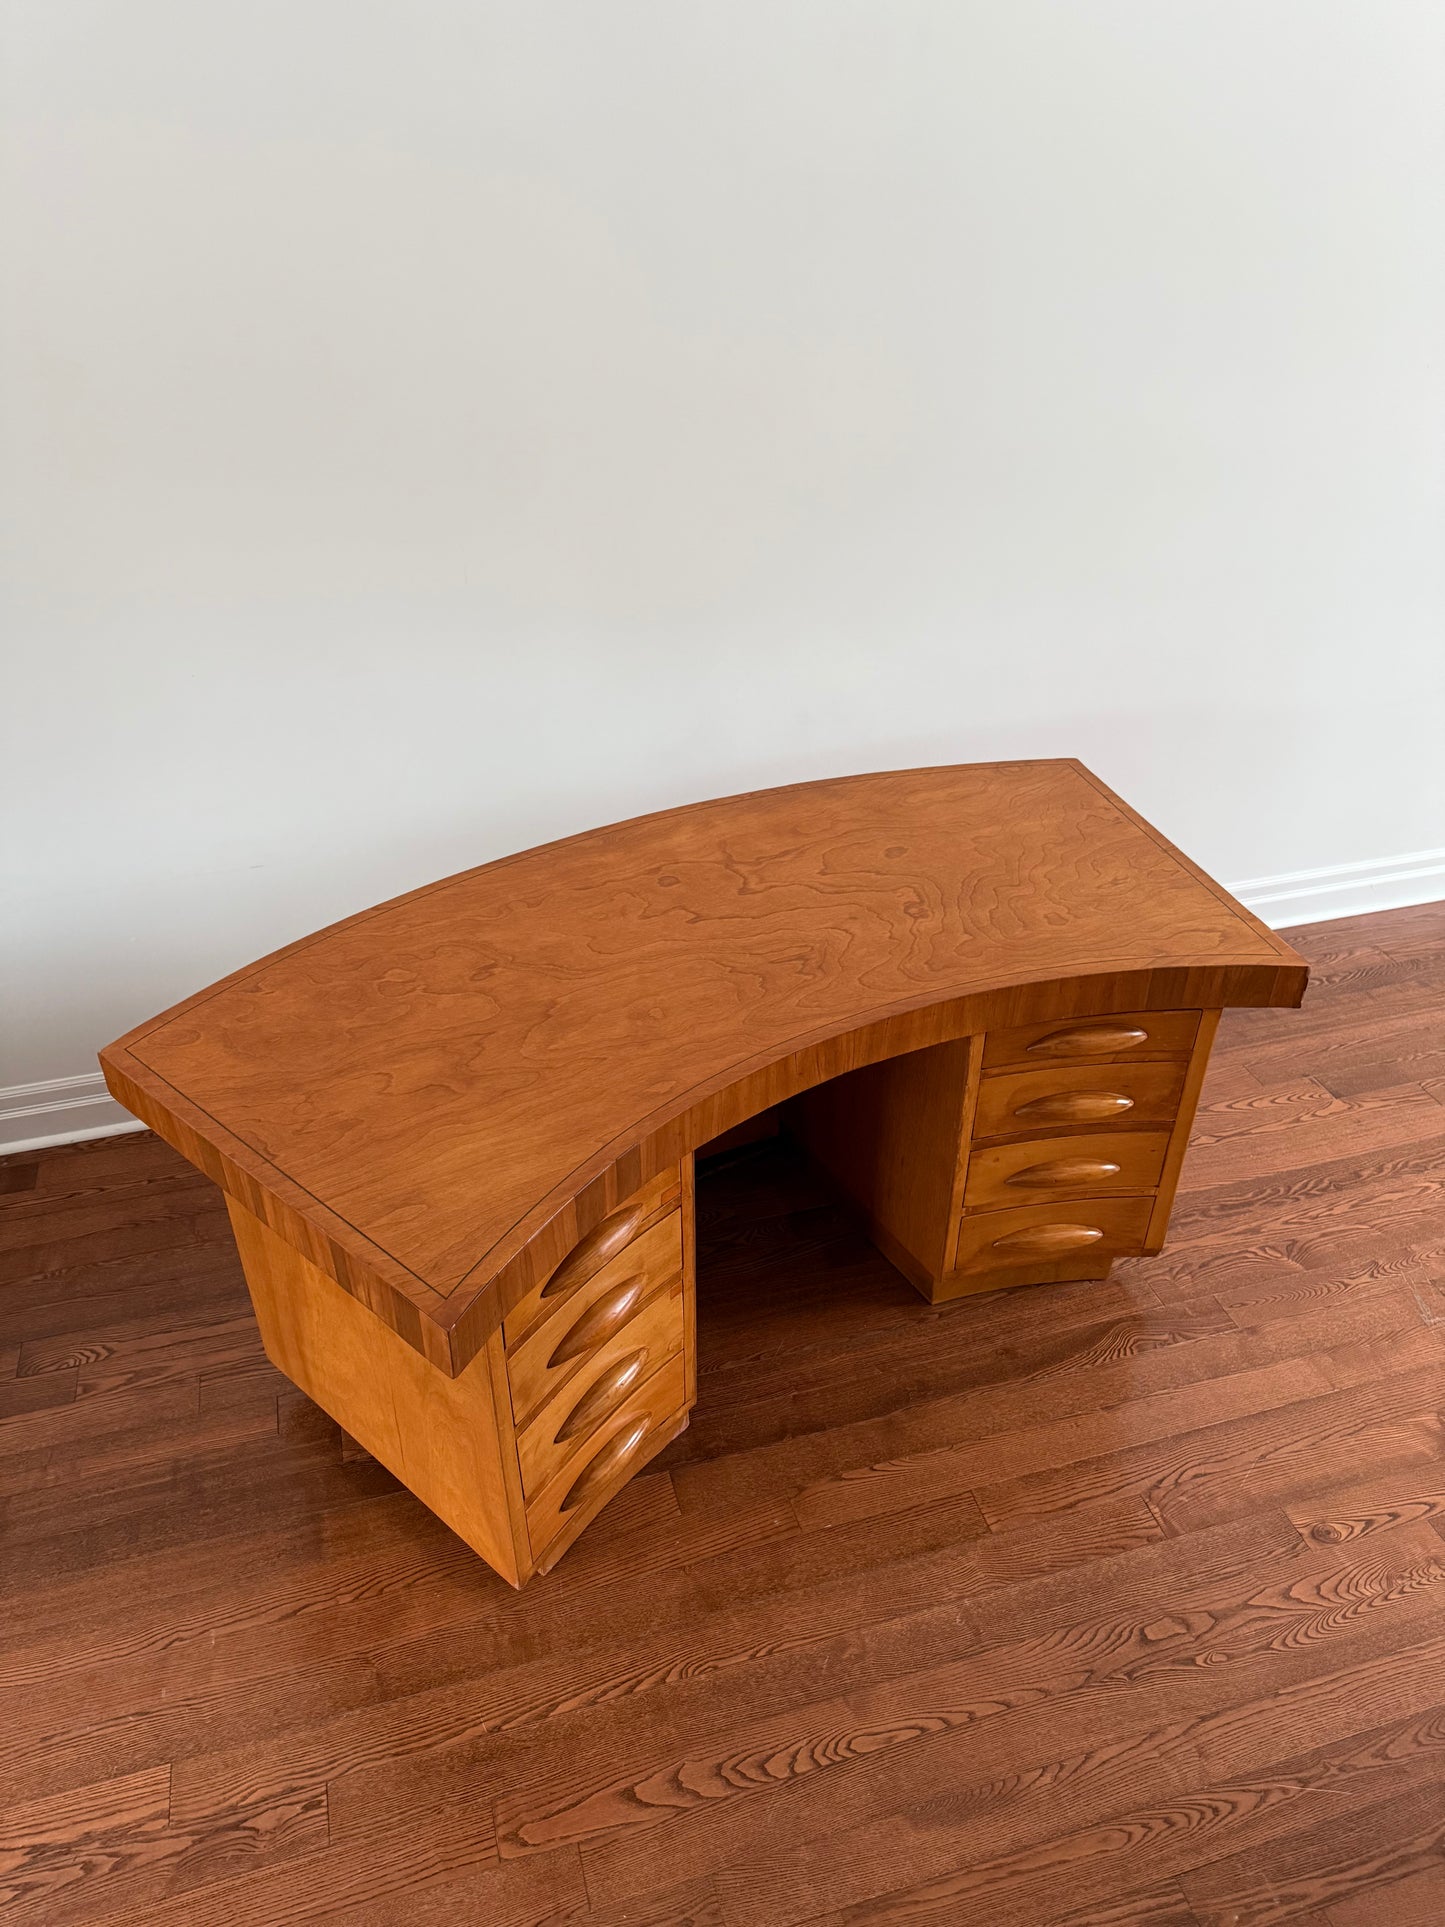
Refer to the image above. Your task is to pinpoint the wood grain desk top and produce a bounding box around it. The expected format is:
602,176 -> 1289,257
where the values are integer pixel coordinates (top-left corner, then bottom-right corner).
100,761 -> 1306,1373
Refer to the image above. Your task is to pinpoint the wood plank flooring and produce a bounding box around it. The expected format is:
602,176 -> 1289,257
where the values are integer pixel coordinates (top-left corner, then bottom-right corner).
2,900 -> 1444,1926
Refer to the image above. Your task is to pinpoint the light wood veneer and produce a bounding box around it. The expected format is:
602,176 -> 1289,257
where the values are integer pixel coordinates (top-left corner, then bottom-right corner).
979,1008 -> 1200,1069
961,1128 -> 1171,1212
972,1059 -> 1191,1139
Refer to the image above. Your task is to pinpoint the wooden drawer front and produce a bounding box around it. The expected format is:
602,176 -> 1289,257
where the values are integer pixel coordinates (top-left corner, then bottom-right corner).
506,1213 -> 682,1428
526,1352 -> 687,1558
504,1166 -> 681,1349
952,1196 -> 1154,1284
516,1279 -> 685,1498
981,1009 -> 1199,1072
973,1060 -> 1188,1141
963,1129 -> 1170,1215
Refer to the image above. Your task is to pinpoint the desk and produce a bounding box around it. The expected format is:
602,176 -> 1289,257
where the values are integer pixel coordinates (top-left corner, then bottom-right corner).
100,762 -> 1307,1586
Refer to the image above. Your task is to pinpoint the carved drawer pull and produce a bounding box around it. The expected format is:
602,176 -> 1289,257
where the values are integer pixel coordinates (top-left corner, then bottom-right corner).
555,1350 -> 649,1444
1026,1025 -> 1149,1057
548,1278 -> 646,1369
560,1416 -> 653,1513
1006,1158 -> 1122,1188
542,1200 -> 652,1301
1013,1090 -> 1134,1124
990,1223 -> 1105,1257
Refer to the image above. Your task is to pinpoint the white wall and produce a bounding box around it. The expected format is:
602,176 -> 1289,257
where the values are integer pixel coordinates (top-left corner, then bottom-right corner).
4,0 -> 1445,1147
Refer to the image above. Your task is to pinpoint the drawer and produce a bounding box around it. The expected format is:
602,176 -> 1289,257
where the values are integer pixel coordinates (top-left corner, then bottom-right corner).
951,1196 -> 1153,1286
506,1212 -> 683,1427
504,1166 -> 681,1349
963,1129 -> 1170,1214
526,1352 -> 688,1559
981,1009 -> 1199,1072
516,1276 -> 685,1498
972,1060 -> 1188,1141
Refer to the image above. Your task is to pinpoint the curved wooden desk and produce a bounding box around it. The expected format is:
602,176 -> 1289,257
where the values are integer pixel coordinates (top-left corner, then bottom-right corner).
101,762 -> 1307,1585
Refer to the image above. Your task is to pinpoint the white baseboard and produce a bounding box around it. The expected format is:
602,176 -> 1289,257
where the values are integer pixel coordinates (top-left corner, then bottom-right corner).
0,1073 -> 146,1157
1229,846 -> 1445,929
3,848 -> 1442,1157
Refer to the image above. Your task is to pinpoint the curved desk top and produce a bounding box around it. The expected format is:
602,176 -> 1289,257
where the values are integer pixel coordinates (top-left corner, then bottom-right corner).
101,761 -> 1306,1373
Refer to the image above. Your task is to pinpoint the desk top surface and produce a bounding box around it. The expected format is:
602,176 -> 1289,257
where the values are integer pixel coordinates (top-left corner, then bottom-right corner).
103,760 -> 1305,1321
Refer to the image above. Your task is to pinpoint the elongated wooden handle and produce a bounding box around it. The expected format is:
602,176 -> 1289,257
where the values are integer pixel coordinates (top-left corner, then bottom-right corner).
548,1277 -> 645,1369
554,1349 -> 649,1443
1013,1090 -> 1134,1124
1025,1025 -> 1150,1057
1006,1158 -> 1122,1188
990,1223 -> 1105,1257
560,1416 -> 653,1513
542,1200 -> 652,1300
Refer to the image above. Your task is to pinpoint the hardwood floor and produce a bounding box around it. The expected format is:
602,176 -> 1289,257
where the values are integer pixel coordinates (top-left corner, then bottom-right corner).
2,900 -> 1444,1926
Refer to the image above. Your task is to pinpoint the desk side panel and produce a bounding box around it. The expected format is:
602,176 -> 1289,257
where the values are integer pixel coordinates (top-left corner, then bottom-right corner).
1144,1008 -> 1222,1252
787,1039 -> 978,1289
101,1048 -> 459,1372
226,1198 -> 526,1588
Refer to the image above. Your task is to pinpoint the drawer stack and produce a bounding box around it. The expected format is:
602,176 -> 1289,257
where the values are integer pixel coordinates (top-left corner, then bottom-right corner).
951,1008 -> 1205,1293
501,1166 -> 692,1563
